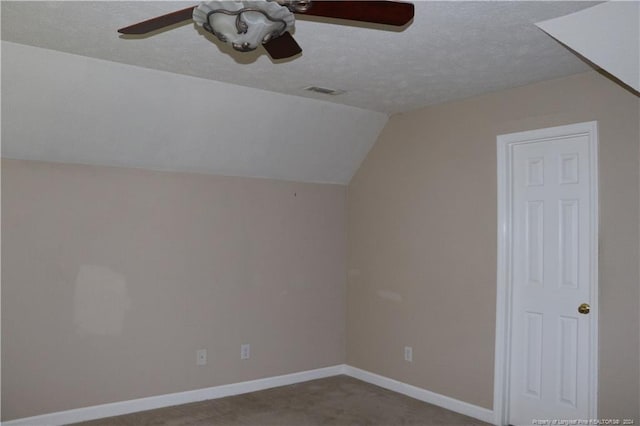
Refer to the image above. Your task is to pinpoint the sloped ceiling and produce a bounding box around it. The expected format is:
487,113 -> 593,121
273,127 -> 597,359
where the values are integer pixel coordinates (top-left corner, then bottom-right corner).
2,42 -> 387,184
537,1 -> 639,93
2,1 -> 598,184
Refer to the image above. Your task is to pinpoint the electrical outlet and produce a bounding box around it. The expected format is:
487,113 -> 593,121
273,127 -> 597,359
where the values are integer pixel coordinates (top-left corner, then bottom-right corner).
240,343 -> 250,360
196,349 -> 207,366
404,346 -> 413,362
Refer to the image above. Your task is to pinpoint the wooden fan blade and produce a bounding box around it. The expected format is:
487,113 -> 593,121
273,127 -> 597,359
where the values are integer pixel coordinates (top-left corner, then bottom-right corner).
118,6 -> 196,34
296,1 -> 414,26
263,32 -> 303,59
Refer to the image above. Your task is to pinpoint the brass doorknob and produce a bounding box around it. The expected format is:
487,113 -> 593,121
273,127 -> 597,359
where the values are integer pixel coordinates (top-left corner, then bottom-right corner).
578,303 -> 590,314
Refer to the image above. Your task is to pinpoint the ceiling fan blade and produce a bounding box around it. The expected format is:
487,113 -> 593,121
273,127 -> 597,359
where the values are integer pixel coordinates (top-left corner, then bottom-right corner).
263,32 -> 303,59
296,1 -> 414,26
118,6 -> 197,34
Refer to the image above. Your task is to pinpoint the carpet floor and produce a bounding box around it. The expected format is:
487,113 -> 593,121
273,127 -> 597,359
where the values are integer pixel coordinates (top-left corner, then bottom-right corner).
71,375 -> 489,426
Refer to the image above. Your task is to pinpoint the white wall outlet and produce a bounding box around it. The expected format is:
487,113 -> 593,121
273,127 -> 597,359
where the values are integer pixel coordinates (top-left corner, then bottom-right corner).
240,343 -> 250,360
404,346 -> 413,362
196,349 -> 207,366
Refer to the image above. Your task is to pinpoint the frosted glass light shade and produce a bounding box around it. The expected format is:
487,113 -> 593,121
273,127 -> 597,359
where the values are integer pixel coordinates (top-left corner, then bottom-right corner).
193,1 -> 295,52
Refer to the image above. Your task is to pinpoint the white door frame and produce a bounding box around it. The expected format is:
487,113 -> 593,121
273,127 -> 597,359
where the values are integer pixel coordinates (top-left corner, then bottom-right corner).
493,121 -> 599,426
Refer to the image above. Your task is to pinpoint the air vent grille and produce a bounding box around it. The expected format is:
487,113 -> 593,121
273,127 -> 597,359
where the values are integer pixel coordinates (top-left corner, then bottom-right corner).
304,86 -> 345,96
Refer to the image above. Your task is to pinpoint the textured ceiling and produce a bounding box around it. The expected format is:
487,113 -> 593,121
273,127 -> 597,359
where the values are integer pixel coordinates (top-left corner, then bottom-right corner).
1,1 -> 595,114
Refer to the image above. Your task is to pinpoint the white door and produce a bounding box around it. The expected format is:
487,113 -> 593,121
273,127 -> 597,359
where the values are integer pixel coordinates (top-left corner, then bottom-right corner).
495,122 -> 598,425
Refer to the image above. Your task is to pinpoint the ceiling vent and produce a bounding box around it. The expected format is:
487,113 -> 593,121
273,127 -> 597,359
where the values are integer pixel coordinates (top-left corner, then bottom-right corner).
304,86 -> 346,96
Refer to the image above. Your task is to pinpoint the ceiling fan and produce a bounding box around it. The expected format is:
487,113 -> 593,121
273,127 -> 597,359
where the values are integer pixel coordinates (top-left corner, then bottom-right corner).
118,0 -> 414,60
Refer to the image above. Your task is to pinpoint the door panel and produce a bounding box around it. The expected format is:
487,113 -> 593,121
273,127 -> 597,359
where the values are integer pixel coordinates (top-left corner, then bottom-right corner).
509,134 -> 593,424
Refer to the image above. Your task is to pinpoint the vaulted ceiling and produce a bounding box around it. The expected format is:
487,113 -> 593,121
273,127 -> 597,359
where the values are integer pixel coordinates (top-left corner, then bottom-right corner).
2,1 -> 594,114
2,1 -> 597,183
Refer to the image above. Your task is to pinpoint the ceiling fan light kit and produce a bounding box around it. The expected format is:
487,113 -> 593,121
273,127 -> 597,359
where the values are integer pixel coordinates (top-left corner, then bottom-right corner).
193,1 -> 297,53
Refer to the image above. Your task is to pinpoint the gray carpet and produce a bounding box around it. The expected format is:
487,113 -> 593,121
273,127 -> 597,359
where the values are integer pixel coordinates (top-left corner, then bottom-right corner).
71,375 -> 489,426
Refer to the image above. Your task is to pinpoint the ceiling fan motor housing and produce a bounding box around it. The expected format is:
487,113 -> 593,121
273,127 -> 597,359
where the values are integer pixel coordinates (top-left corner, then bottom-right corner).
193,1 -> 295,52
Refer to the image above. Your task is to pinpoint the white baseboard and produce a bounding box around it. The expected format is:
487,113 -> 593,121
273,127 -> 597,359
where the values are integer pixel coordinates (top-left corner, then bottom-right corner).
2,365 -> 345,426
3,364 -> 495,426
343,366 -> 495,424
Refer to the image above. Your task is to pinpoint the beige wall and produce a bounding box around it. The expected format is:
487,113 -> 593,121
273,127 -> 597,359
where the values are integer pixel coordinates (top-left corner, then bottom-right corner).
3,71 -> 639,423
1,160 -> 346,421
347,72 -> 640,418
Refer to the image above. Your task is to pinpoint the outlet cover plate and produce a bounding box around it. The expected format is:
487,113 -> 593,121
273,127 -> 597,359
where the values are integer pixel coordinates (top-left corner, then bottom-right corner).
197,349 -> 207,366
241,344 -> 250,360
404,346 -> 413,362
